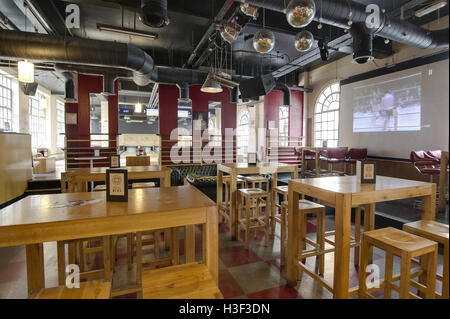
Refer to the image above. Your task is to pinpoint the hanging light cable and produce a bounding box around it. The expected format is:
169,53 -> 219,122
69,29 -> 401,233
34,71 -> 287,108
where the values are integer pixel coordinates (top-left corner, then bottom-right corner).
18,2 -> 34,83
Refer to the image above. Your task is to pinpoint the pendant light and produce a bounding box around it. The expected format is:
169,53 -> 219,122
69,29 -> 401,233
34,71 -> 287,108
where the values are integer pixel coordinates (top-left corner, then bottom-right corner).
295,30 -> 314,52
18,3 -> 35,83
286,0 -> 316,28
253,8 -> 275,54
201,46 -> 223,93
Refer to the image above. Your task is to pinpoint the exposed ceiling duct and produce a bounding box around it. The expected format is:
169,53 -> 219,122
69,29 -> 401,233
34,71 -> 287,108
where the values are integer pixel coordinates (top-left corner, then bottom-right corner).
238,0 -> 449,49
140,0 -> 170,28
176,83 -> 190,100
274,82 -> 291,106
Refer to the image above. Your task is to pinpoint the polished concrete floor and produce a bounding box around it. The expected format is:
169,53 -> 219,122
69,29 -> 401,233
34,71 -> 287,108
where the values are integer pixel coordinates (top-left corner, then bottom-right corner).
0,213 -> 445,299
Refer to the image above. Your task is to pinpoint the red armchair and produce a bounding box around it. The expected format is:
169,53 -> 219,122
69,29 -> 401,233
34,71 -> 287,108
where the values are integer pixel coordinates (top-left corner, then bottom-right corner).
320,147 -> 348,175
410,150 -> 440,182
345,148 -> 368,175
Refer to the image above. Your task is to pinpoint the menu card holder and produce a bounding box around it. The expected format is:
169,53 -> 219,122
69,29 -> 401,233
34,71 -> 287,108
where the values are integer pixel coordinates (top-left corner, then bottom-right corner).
110,155 -> 120,168
106,169 -> 128,202
360,161 -> 377,184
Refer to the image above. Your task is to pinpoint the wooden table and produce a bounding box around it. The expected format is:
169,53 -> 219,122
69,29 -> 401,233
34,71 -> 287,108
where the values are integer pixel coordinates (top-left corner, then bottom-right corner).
217,162 -> 298,240
62,165 -> 171,192
0,186 -> 218,296
287,175 -> 436,299
439,151 -> 449,214
300,147 -> 327,178
73,156 -> 108,190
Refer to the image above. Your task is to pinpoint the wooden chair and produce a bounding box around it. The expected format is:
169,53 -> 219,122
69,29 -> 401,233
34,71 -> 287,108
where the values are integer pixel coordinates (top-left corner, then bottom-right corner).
403,220 -> 449,299
281,200 -> 326,270
271,185 -> 288,235
93,184 -> 106,191
359,227 -> 438,299
30,280 -> 111,299
237,188 -> 270,249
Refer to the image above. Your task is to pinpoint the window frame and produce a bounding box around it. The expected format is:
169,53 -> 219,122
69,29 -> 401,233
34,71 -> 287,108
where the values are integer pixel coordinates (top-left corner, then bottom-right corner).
279,106 -> 289,147
314,83 -> 340,148
29,92 -> 48,150
0,74 -> 13,132
237,109 -> 250,160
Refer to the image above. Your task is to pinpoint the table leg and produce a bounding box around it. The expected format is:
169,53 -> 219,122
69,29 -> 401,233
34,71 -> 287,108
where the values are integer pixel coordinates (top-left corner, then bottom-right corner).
26,243 -> 45,295
184,225 -> 196,263
205,206 -> 219,284
287,182 -> 300,286
90,160 -> 94,191
230,170 -> 238,240
421,184 -> 437,221
315,151 -> 320,177
333,193 -> 352,299
438,152 -> 448,213
163,170 -> 171,187
301,149 -> 305,178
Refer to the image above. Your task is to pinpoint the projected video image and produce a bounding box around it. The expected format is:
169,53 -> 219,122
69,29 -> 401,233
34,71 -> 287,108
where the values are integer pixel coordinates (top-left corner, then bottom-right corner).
353,73 -> 422,132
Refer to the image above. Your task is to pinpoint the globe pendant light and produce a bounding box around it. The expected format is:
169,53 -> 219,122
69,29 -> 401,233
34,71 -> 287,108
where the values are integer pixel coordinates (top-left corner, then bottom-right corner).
220,21 -> 241,44
286,0 -> 316,28
295,30 -> 314,52
253,9 -> 275,54
18,59 -> 35,83
240,3 -> 259,19
201,73 -> 223,93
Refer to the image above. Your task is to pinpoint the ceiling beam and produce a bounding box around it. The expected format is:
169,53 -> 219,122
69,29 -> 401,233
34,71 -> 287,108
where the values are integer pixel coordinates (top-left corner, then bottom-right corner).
28,0 -> 73,36
12,0 -> 50,33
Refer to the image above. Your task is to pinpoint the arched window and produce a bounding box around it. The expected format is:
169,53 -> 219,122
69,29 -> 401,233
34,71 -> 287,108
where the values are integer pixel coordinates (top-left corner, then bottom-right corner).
279,106 -> 289,147
237,109 -> 250,160
314,83 -> 340,147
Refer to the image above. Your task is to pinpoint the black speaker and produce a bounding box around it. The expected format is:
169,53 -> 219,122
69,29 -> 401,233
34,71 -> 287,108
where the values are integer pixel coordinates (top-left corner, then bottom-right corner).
239,74 -> 276,100
22,82 -> 38,96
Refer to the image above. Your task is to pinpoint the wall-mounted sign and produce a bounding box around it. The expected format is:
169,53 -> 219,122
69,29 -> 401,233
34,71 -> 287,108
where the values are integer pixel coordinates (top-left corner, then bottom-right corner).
66,113 -> 77,125
110,155 -> 120,168
106,169 -> 128,202
120,108 -> 134,115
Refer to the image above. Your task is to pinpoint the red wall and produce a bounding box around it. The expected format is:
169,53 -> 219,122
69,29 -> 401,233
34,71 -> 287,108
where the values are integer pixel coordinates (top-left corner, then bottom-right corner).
64,74 -> 119,168
264,88 -> 303,145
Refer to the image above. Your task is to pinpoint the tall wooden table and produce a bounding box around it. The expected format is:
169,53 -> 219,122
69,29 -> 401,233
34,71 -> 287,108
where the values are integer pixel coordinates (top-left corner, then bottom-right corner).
287,175 -> 436,299
62,165 -> 171,192
300,147 -> 327,178
217,162 -> 298,240
439,151 -> 449,214
0,186 -> 218,296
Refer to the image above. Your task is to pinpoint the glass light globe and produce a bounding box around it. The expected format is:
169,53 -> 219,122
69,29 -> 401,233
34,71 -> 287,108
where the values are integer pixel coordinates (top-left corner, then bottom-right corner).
295,30 -> 314,52
253,29 -> 275,53
220,22 -> 241,44
286,0 -> 316,28
240,3 -> 259,19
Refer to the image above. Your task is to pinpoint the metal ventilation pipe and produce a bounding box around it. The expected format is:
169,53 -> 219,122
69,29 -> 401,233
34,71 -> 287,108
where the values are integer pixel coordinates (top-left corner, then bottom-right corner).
140,0 -> 170,28
350,23 -> 374,64
60,71 -> 75,100
239,0 -> 449,49
274,82 -> 291,106
176,83 -> 190,100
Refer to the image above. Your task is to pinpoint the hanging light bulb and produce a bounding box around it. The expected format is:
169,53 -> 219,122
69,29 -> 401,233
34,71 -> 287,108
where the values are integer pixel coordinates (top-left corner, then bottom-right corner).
240,3 -> 259,19
295,30 -> 314,52
18,59 -> 34,83
286,0 -> 316,28
253,29 -> 275,53
201,73 -> 223,93
220,21 -> 241,44
134,103 -> 143,113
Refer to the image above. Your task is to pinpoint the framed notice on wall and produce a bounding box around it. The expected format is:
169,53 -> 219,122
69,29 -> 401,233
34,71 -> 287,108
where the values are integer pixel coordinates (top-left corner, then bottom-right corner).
106,169 -> 128,202
66,113 -> 77,125
110,155 -> 120,168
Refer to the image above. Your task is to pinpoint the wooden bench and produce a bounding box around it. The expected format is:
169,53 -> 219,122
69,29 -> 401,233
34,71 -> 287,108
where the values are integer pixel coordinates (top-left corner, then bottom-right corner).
30,280 -> 111,299
141,263 -> 223,299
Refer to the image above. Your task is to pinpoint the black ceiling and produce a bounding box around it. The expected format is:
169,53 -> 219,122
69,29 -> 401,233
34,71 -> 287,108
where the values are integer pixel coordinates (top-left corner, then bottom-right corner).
0,0 -> 448,92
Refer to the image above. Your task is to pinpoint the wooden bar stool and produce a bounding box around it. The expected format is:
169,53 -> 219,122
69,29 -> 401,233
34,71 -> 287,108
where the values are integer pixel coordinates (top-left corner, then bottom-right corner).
359,227 -> 438,299
271,186 -> 288,234
57,235 -> 113,287
238,188 -> 270,249
219,175 -> 245,225
403,220 -> 449,298
282,200 -> 326,271
244,175 -> 269,191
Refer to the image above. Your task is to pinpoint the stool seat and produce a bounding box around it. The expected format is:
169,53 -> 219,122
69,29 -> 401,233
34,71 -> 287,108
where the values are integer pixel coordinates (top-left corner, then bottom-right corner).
142,263 -> 223,299
245,175 -> 268,182
132,182 -> 155,189
403,220 -> 449,243
240,188 -> 267,196
93,184 -> 106,191
31,280 -> 111,299
364,227 -> 437,255
281,200 -> 325,212
274,185 -> 288,193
